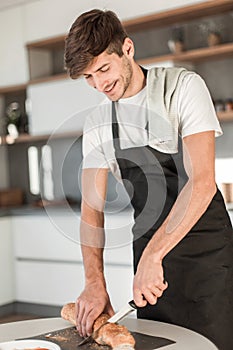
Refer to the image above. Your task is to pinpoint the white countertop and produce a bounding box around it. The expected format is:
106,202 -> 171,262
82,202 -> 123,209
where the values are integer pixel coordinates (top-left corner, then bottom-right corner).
0,317 -> 218,350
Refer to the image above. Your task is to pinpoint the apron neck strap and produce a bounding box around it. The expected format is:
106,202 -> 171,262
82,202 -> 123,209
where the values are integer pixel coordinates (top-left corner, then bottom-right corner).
111,66 -> 148,150
112,101 -> 120,149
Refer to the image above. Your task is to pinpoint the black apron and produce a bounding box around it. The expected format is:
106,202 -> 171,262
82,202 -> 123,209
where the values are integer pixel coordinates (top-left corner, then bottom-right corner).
111,83 -> 233,349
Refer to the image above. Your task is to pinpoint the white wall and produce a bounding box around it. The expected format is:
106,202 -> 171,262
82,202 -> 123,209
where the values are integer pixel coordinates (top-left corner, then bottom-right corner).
0,6 -> 29,86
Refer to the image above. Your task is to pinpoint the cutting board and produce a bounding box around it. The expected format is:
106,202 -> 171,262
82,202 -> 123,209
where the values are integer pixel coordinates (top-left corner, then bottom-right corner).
25,326 -> 175,350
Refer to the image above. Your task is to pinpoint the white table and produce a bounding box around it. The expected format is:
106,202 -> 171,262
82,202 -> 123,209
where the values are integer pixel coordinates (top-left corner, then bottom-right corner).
0,317 -> 218,350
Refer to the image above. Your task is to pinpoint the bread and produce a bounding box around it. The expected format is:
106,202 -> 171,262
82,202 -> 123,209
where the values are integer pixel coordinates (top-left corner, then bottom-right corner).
93,313 -> 110,331
60,302 -> 76,326
61,302 -> 135,349
93,317 -> 135,349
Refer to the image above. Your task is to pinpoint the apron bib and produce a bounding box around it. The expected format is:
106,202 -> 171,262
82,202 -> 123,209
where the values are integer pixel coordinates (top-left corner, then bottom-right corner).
111,92 -> 233,350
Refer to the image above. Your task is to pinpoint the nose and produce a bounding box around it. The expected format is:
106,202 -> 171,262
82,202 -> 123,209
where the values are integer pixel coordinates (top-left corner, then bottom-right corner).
93,76 -> 107,92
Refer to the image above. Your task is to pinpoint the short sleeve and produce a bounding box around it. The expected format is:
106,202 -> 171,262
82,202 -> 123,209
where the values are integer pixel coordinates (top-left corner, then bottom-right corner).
178,73 -> 223,138
82,117 -> 109,169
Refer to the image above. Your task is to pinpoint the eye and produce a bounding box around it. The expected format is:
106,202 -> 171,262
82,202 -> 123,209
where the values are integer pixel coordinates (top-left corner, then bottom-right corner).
100,67 -> 109,73
84,75 -> 91,80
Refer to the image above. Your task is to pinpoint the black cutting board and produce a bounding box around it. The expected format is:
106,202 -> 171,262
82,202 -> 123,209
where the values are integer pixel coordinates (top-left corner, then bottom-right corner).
25,326 -> 175,350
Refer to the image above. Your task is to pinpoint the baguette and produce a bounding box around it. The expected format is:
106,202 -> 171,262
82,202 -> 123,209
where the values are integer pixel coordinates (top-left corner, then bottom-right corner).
60,302 -> 76,326
60,302 -> 135,349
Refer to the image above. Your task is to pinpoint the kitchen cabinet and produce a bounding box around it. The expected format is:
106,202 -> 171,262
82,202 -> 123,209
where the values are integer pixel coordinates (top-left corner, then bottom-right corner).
0,218 -> 14,306
27,78 -> 104,136
12,211 -> 134,310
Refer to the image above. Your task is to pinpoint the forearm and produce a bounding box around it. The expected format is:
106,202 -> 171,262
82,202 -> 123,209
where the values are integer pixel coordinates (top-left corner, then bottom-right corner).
80,209 -> 106,286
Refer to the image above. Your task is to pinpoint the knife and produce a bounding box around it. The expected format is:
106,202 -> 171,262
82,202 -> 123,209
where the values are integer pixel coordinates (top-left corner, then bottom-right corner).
77,300 -> 137,346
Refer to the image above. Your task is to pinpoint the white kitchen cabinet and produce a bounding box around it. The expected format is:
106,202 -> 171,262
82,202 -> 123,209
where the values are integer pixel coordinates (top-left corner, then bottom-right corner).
12,212 -> 134,307
0,7 -> 28,86
14,261 -> 133,309
27,78 -> 104,135
12,214 -> 83,262
105,265 -> 134,311
15,260 -> 84,306
0,217 -> 14,305
12,214 -> 83,305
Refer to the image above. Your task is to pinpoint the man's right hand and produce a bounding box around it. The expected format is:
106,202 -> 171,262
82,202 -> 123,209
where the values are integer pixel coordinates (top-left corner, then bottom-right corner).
75,281 -> 114,337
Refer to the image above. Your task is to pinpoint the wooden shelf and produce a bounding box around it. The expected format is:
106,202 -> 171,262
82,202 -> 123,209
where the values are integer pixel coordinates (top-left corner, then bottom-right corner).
0,131 -> 83,145
26,35 -> 65,50
0,74 -> 70,93
22,42 -> 233,86
0,42 -> 232,92
123,0 -> 233,33
0,83 -> 27,95
28,72 -> 69,85
217,111 -> 233,121
173,42 -> 233,63
138,42 -> 233,65
1,111 -> 232,146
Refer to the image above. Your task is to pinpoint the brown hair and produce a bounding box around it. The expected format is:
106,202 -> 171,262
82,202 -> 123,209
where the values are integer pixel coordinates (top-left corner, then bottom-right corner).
64,9 -> 128,79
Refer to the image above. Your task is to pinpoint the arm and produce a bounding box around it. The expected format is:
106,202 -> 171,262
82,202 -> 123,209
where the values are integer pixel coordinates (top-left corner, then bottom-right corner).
133,130 -> 217,306
76,168 -> 114,337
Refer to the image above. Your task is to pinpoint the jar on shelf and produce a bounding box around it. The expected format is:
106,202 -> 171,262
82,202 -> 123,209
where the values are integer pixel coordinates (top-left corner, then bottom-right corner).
224,99 -> 233,111
168,25 -> 185,54
207,31 -> 221,47
5,101 -> 29,136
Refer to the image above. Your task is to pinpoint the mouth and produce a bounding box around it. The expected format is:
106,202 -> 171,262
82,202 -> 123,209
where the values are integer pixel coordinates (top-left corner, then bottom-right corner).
104,81 -> 117,95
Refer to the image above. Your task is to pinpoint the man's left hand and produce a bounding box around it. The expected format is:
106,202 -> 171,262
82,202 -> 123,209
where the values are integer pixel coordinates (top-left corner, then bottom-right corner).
133,252 -> 168,307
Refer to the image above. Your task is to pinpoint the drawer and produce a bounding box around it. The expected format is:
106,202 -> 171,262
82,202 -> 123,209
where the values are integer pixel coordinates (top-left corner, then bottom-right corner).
15,260 -> 133,310
12,213 -> 134,265
15,260 -> 84,305
12,215 -> 82,261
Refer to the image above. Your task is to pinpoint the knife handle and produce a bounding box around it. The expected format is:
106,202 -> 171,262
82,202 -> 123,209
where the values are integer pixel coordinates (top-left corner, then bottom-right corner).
128,300 -> 138,309
129,295 -> 148,309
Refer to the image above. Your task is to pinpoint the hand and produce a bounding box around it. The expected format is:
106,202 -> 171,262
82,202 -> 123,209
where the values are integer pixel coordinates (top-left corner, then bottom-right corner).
133,251 -> 168,307
75,281 -> 114,337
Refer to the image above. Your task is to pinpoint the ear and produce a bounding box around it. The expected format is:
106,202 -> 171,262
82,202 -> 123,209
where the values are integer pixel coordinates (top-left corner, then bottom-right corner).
122,37 -> 135,58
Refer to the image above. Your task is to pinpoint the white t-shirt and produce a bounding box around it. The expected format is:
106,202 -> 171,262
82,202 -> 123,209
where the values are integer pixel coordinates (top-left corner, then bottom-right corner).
82,72 -> 222,180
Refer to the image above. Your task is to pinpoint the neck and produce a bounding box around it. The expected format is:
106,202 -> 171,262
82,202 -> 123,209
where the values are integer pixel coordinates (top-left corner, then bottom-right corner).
124,62 -> 146,98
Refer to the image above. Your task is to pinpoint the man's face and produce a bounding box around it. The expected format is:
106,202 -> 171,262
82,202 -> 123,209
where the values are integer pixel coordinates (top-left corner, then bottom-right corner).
83,47 -> 133,101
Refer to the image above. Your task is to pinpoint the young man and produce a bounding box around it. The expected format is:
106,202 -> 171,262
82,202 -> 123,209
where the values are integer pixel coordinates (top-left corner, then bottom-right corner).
65,9 -> 233,350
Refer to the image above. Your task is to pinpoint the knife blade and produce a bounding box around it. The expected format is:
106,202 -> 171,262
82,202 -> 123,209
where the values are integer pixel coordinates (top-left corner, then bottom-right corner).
77,299 -> 137,347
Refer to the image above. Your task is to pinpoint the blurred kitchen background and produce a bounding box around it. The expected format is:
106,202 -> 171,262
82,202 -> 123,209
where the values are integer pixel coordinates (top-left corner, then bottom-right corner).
0,0 -> 233,322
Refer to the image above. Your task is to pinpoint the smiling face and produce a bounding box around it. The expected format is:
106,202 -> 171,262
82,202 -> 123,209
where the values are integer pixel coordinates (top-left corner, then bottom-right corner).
83,38 -> 144,101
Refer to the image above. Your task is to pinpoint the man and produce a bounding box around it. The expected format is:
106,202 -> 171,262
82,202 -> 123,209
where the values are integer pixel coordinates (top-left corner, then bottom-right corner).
64,9 -> 233,350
